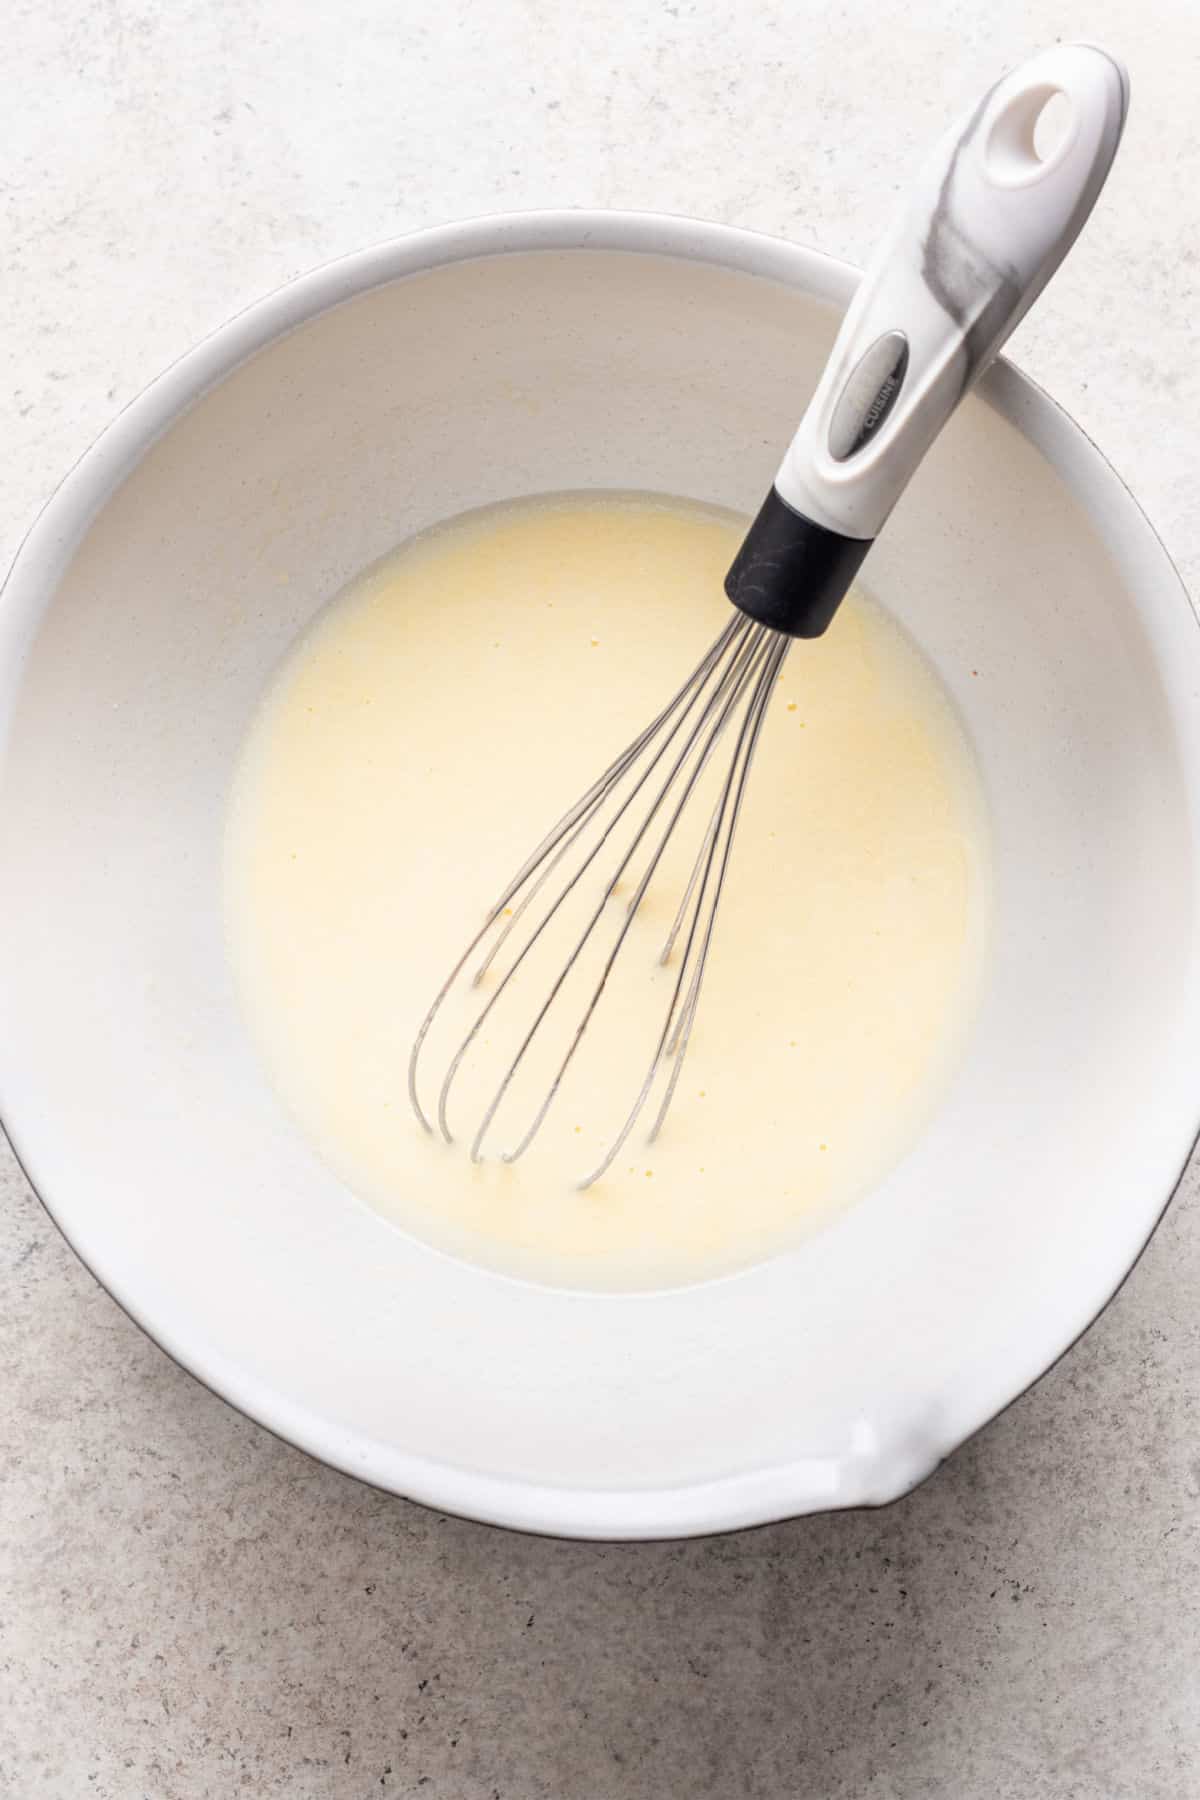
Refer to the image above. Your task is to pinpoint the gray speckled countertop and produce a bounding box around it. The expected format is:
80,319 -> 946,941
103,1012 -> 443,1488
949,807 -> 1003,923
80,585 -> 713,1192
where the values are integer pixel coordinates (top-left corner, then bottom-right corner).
4,4 -> 1200,1796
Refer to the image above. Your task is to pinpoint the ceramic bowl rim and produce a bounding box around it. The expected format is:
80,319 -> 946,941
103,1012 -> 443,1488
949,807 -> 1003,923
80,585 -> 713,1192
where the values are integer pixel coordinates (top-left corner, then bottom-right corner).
2,208 -> 1196,1539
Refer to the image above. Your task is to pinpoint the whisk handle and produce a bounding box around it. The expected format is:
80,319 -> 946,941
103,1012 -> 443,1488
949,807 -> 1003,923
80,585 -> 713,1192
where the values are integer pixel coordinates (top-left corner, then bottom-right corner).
726,43 -> 1128,637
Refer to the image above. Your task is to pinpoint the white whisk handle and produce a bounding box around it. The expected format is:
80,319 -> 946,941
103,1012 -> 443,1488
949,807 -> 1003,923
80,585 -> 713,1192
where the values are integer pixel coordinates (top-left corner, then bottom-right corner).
726,43 -> 1128,637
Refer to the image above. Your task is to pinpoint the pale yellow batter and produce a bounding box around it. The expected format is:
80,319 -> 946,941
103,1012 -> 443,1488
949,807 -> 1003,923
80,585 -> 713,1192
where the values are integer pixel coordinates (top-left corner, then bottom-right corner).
226,495 -> 987,1288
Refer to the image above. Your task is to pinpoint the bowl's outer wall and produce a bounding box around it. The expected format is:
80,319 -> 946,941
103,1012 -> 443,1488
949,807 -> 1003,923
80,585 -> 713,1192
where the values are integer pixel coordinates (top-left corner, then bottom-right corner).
1,216 -> 1197,1538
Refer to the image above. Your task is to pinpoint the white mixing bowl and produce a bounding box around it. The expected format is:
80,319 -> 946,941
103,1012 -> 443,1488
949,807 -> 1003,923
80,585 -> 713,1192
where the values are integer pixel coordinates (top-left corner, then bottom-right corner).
2,213 -> 1197,1538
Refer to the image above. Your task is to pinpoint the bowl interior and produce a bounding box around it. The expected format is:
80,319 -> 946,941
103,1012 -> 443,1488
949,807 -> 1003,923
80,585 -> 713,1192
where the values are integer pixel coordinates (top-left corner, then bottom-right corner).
2,227 -> 1197,1535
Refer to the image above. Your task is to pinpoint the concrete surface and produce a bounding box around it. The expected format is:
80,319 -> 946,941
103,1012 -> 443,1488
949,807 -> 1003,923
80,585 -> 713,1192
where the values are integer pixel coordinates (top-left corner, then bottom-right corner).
3,2 -> 1200,1795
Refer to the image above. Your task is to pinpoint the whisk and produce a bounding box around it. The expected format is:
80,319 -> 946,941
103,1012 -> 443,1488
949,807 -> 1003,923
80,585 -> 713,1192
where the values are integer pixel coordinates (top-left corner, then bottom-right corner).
409,44 -> 1127,1185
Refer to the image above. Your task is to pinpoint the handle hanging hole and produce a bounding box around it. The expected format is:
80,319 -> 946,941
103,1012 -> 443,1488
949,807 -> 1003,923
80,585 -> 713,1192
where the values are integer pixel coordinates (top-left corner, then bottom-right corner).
985,83 -> 1076,187
1032,89 -> 1073,161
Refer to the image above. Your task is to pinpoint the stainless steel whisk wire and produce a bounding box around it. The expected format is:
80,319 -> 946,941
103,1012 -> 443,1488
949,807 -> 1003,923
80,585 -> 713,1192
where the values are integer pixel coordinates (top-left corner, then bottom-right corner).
407,616 -> 790,1186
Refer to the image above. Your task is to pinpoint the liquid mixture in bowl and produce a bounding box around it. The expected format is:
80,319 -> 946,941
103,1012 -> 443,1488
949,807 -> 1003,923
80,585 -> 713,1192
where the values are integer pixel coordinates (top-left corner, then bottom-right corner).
226,494 -> 988,1287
